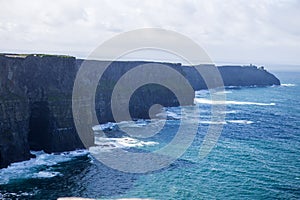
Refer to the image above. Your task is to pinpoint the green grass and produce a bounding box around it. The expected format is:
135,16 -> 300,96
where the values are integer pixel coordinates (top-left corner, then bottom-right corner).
0,53 -> 74,58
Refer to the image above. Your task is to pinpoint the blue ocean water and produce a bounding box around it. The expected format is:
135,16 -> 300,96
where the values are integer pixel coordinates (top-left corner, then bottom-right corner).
0,71 -> 299,200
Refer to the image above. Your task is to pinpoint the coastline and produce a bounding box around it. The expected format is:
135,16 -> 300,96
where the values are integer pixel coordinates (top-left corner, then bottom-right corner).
0,53 -> 280,168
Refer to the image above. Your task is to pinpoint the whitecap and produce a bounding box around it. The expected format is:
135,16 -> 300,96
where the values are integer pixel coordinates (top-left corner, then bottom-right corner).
215,90 -> 233,94
166,111 -> 181,119
227,120 -> 254,124
33,171 -> 62,178
93,136 -> 158,151
281,83 -> 296,87
200,120 -> 227,125
194,98 -> 275,106
92,122 -> 116,131
220,110 -> 239,114
116,137 -> 158,147
225,86 -> 241,89
156,110 -> 181,120
119,121 -> 145,128
195,90 -> 210,98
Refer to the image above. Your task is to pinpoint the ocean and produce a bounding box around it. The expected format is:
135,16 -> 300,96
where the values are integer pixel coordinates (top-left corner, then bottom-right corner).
0,71 -> 299,200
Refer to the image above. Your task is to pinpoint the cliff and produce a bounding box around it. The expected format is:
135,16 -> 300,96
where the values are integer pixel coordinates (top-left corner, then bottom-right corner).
0,54 -> 84,168
0,54 -> 280,168
182,65 -> 280,90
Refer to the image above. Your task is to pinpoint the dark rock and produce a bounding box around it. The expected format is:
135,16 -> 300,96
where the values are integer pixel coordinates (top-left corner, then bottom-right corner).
0,55 -> 31,168
182,64 -> 280,90
218,65 -> 280,86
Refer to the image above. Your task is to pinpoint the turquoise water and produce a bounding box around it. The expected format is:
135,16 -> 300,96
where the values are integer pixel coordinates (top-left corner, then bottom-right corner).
0,72 -> 299,199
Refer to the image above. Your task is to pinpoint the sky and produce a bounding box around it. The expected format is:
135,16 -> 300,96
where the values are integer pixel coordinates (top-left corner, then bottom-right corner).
0,0 -> 299,71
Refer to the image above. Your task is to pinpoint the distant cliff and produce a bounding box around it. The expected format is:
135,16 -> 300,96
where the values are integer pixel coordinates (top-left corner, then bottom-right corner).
182,65 -> 280,90
0,54 -> 280,168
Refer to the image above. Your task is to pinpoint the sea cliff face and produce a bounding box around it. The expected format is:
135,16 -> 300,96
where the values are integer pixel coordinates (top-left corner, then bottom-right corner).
0,54 -> 280,168
182,65 -> 280,90
0,55 -> 84,168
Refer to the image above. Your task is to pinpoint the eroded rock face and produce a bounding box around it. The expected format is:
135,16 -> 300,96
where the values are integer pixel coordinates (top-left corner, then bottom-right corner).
0,55 -> 83,168
0,56 -> 30,168
92,61 -> 193,123
22,55 -> 84,153
0,54 -> 280,168
0,100 -> 30,168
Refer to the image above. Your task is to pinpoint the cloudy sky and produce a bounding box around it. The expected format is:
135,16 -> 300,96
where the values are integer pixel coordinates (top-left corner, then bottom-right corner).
0,0 -> 299,70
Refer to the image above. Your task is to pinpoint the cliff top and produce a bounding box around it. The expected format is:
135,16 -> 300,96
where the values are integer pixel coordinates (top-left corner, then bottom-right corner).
0,53 -> 74,59
0,53 -> 270,72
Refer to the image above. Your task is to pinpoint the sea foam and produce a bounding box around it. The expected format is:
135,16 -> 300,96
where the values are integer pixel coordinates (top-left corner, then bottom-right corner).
0,150 -> 88,184
93,136 -> 158,150
194,98 -> 275,106
281,83 -> 296,87
227,120 -> 254,124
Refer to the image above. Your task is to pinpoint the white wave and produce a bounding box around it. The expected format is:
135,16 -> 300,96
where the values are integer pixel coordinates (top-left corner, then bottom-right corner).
93,118 -> 167,132
33,171 -> 62,178
220,110 -> 239,114
156,111 -> 180,119
0,192 -> 34,199
92,122 -> 116,131
167,111 -> 181,119
200,120 -> 227,125
281,83 -> 296,87
215,90 -> 232,94
92,136 -> 158,152
116,137 -> 158,147
115,119 -> 165,131
194,98 -> 275,106
227,120 -> 254,124
0,150 -> 88,184
225,86 -> 241,89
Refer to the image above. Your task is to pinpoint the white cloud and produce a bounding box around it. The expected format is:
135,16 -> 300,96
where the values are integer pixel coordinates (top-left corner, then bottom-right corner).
0,0 -> 299,67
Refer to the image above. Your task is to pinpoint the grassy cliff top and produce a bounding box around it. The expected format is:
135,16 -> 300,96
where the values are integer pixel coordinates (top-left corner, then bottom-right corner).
0,53 -> 74,58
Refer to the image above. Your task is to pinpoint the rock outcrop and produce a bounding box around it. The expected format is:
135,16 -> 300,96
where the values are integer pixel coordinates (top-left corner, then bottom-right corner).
0,54 -> 280,168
